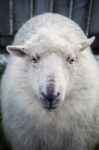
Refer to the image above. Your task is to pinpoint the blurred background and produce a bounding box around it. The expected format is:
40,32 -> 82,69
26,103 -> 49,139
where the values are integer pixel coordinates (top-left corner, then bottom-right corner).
0,0 -> 99,54
0,0 -> 99,150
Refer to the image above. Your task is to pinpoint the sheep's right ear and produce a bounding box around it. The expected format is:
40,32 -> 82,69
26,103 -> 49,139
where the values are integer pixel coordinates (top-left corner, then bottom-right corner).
6,45 -> 26,57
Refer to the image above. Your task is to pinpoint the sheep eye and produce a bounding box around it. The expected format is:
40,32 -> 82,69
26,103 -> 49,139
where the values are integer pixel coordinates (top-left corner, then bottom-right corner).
32,55 -> 40,63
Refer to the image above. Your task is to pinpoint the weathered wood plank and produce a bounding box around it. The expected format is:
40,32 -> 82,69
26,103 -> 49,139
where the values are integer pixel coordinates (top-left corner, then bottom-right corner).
33,0 -> 50,15
89,0 -> 99,35
13,0 -> 31,33
0,0 -> 10,35
53,0 -> 69,17
72,0 -> 89,32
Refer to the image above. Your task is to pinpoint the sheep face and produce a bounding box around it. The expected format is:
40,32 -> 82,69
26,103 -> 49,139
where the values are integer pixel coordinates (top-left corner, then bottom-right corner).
29,52 -> 69,110
6,33 -> 95,111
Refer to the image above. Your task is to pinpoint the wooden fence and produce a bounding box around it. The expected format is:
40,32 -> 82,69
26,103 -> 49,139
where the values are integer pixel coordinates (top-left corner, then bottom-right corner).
0,0 -> 99,53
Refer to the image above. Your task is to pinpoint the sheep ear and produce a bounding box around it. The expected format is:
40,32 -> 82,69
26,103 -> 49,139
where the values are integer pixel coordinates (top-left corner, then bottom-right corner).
79,36 -> 95,51
6,45 -> 26,57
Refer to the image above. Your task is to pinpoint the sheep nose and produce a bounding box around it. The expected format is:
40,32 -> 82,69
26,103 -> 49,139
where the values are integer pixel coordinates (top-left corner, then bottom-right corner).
41,91 -> 60,103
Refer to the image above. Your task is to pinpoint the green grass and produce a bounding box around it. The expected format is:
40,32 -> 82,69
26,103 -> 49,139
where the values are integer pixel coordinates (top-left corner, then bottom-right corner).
95,144 -> 99,150
0,124 -> 11,150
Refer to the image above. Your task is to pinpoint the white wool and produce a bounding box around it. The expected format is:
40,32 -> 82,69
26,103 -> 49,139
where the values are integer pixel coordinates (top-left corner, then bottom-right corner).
1,13 -> 99,150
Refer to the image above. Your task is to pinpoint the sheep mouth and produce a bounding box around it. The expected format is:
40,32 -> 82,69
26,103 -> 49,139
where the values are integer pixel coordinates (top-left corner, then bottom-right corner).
42,103 -> 59,111
43,105 -> 57,110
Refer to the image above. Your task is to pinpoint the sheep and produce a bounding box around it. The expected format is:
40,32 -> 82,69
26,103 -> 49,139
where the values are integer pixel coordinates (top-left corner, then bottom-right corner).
1,13 -> 99,150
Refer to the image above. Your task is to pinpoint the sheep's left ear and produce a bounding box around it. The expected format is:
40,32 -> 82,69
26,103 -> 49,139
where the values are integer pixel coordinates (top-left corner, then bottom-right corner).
6,45 -> 26,57
79,36 -> 95,51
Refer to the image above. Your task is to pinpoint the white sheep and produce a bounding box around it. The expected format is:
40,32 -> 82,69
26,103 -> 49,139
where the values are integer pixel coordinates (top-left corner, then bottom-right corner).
1,13 -> 99,150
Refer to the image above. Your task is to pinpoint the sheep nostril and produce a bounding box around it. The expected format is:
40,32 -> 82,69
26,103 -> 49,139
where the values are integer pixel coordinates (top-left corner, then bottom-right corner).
57,92 -> 60,97
41,91 -> 60,102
